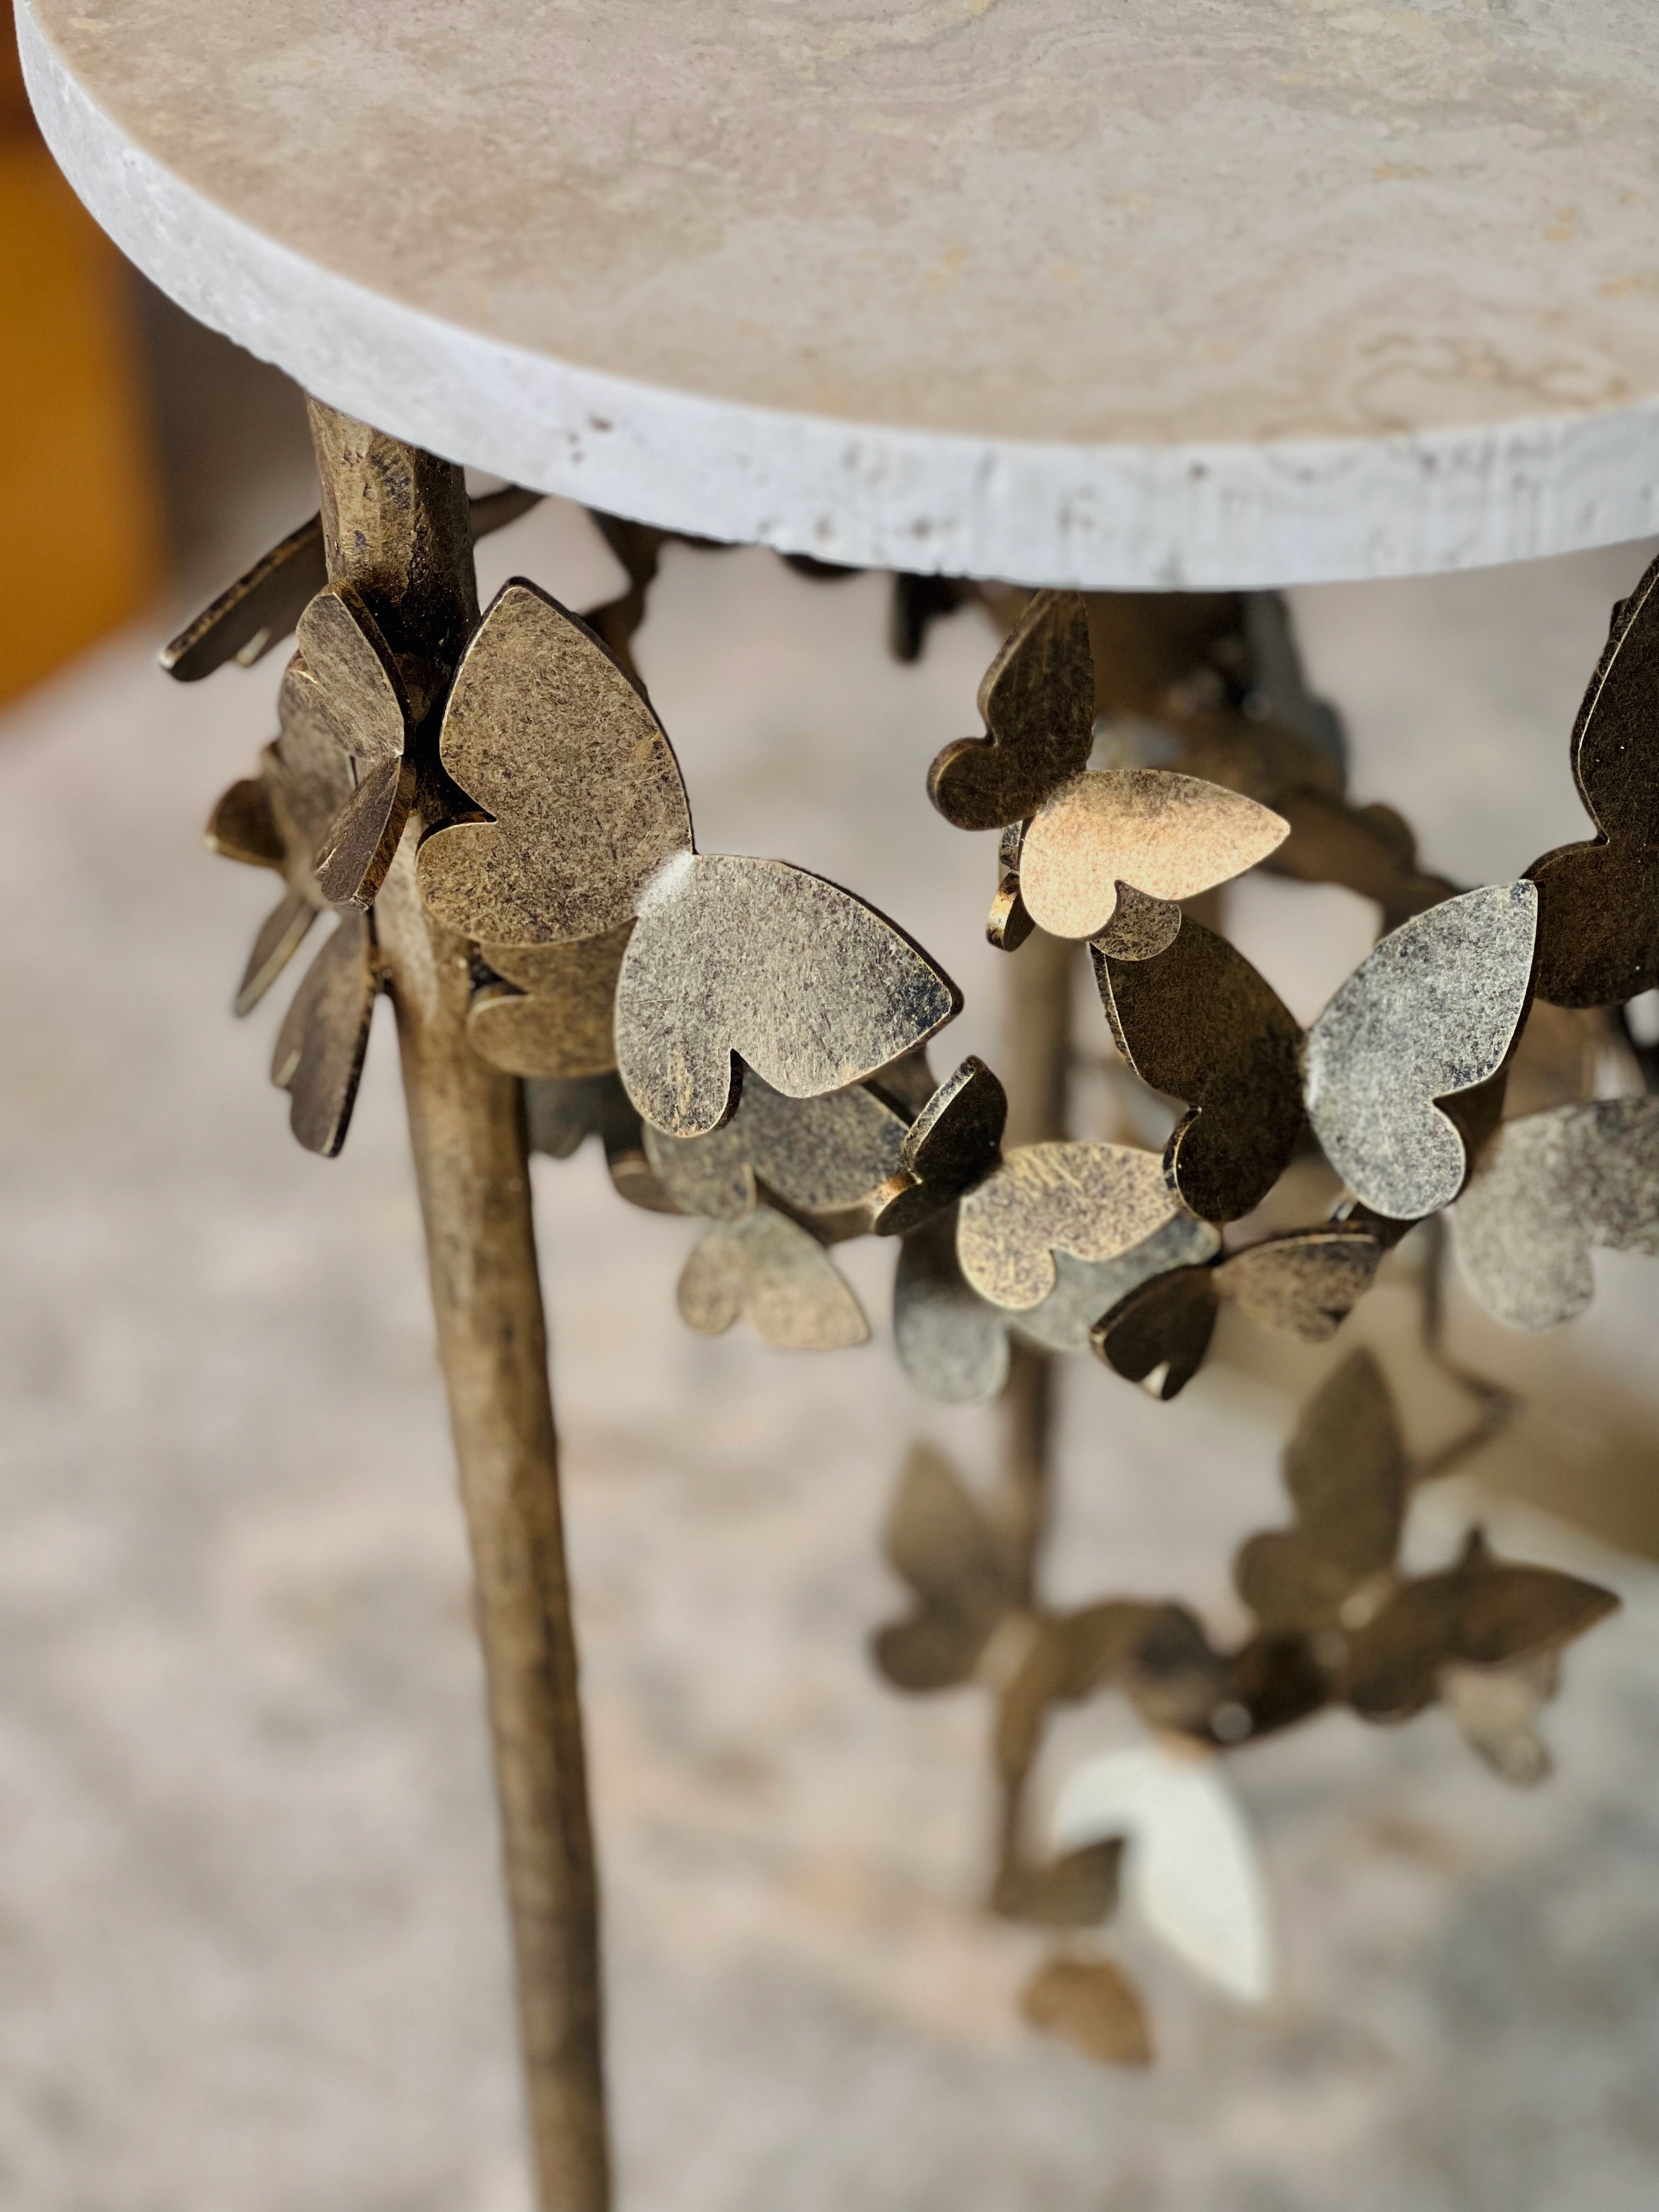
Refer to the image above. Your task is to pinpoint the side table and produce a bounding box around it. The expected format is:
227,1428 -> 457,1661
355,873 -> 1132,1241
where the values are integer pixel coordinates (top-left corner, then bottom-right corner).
16,4 -> 1659,2207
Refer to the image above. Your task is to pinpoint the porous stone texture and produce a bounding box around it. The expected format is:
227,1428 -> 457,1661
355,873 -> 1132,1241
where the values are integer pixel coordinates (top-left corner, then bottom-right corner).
17,0 -> 1659,585
2,498 -> 1658,2210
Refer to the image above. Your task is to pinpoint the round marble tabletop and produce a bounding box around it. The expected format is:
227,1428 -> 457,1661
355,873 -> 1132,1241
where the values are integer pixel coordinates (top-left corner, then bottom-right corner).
18,0 -> 1659,589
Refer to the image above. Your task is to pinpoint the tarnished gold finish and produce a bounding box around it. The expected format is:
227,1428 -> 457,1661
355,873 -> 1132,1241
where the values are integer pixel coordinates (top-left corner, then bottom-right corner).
469,926 -> 634,1080
614,855 -> 958,1138
869,1055 -> 1007,1234
926,589 -> 1094,832
1096,883 -> 1539,1226
986,821 -> 1034,950
525,1072 -> 677,1214
269,907 -> 380,1158
1451,1096 -> 1659,1329
160,485 -> 542,683
420,578 -> 692,945
205,773 -> 284,868
1095,918 -> 1304,1223
646,1066 -> 910,1224
1017,768 -> 1287,941
417,579 -> 958,1138
1343,1528 -> 1616,1722
675,1203 -> 869,1348
292,583 -> 416,907
234,886 -> 317,1018
178,424 -> 1646,2092
957,1141 -> 1181,1311
1229,1352 -> 1616,1731
1091,1224 -> 1383,1401
1527,546 -> 1659,1007
306,402 -> 610,2212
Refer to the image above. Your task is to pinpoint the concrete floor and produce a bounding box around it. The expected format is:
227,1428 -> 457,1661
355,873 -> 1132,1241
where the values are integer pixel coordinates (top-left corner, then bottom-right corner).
1,416 -> 1657,2210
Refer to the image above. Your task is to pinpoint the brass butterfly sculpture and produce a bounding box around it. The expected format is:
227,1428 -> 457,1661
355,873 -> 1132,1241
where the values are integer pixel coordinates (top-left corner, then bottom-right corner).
872,1355 -> 1618,2062
179,499 -> 1654,2076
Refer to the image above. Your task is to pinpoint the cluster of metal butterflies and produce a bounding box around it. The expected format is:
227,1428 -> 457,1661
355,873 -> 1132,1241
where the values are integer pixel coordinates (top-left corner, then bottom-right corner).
170,494 -> 1658,2068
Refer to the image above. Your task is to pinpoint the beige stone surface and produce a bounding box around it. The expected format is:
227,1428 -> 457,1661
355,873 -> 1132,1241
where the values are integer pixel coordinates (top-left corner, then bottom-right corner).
19,0 -> 1659,584
2,494 -> 1659,2209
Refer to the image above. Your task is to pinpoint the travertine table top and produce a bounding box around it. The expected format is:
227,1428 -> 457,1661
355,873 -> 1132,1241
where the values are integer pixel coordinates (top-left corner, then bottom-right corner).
18,0 -> 1659,587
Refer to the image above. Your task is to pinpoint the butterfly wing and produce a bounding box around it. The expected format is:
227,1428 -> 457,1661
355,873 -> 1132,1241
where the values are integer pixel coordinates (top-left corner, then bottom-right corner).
292,586 -> 415,908
616,853 -> 958,1137
1234,1349 -> 1405,1632
956,1142 -> 1182,1310
1440,1652 -> 1559,1787
1093,919 -> 1304,1224
1090,1266 -> 1222,1399
269,911 -> 379,1158
1528,550 -> 1659,1007
417,580 -> 693,944
466,924 -> 632,1079
1017,1214 -> 1221,1357
234,889 -> 318,1018
871,1443 -> 1021,1687
1019,769 -> 1288,940
742,1075 -> 912,1214
926,591 -> 1095,831
1304,881 -> 1539,1221
675,1205 -> 867,1350
1051,1745 -> 1273,2002
1020,1957 -> 1152,2067
1214,1226 -> 1383,1342
1452,1097 -> 1659,1329
893,1207 -> 1012,1406
1343,1532 -> 1617,1722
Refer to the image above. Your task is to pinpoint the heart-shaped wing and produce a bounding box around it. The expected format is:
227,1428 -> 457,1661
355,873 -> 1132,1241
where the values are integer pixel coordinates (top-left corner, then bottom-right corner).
466,924 -> 633,1079
1451,1097 -> 1659,1328
675,1205 -> 867,1350
1020,1956 -> 1152,2067
647,1070 -> 910,1223
1528,549 -> 1659,1007
1440,1651 -> 1560,1787
893,1206 -> 1014,1406
1014,1216 -> 1221,1356
870,1057 -> 1008,1233
269,911 -> 379,1158
1091,1266 -> 1222,1400
268,667 -> 359,902
1214,1226 -> 1383,1342
1093,919 -> 1304,1224
1052,1744 -> 1273,2002
1234,1350 -> 1405,1633
871,1443 -> 1023,1688
956,1142 -> 1181,1310
292,586 -> 415,908
1343,1532 -> 1617,1721
616,854 -> 958,1137
926,591 -> 1095,831
418,580 -> 693,944
1304,881 -> 1539,1221
1019,769 -> 1287,940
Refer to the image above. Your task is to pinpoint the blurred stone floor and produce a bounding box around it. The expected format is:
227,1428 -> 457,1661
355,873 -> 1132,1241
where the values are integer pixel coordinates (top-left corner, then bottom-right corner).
1,408 -> 1658,2211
